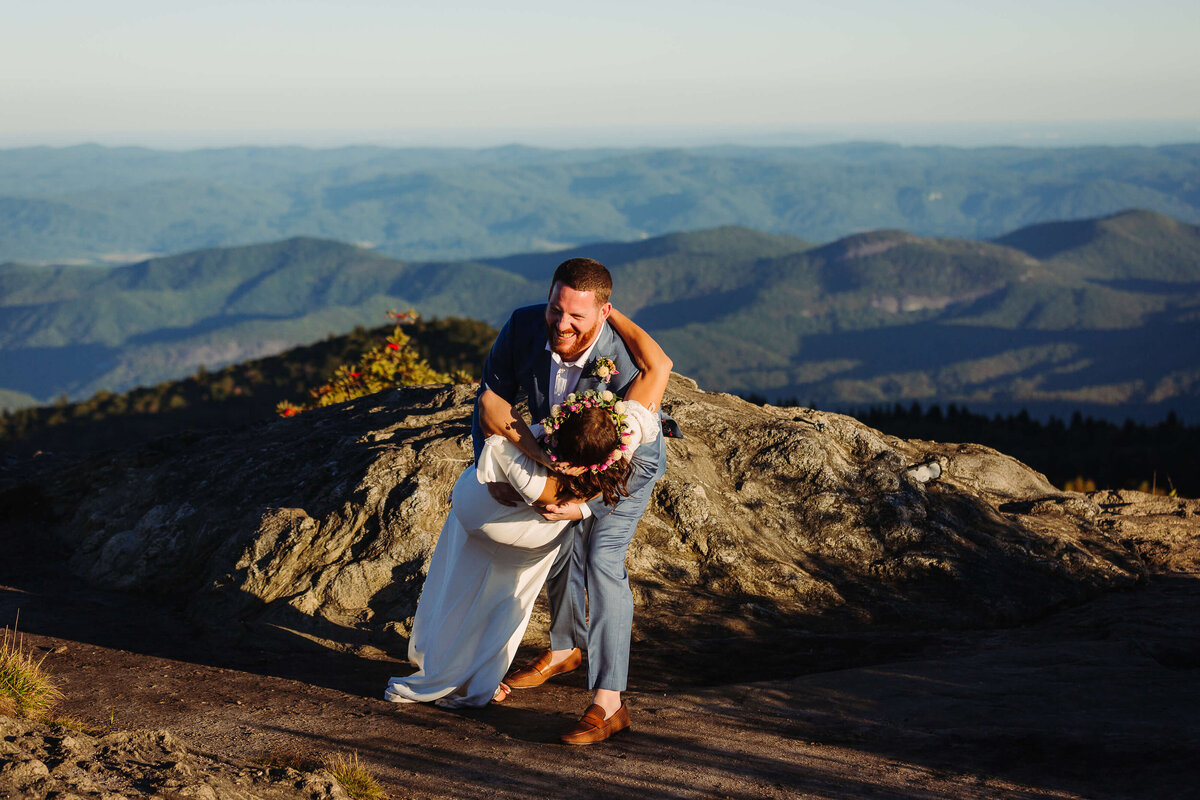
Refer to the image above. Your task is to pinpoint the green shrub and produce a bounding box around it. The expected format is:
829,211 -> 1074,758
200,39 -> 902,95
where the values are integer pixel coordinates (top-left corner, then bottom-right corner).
278,311 -> 466,417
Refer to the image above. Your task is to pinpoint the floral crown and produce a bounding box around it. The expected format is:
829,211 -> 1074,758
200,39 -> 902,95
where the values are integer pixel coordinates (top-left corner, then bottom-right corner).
539,389 -> 633,473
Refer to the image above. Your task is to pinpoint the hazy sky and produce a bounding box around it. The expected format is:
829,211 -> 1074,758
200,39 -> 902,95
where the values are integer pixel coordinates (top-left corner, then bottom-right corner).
3,0 -> 1198,148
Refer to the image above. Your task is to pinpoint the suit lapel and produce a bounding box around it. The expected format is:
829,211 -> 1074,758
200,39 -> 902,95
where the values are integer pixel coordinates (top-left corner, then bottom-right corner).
526,344 -> 553,417
575,373 -> 599,394
574,323 -> 617,394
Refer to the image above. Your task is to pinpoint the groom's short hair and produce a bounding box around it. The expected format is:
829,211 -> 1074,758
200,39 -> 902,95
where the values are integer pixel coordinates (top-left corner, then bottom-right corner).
552,258 -> 612,305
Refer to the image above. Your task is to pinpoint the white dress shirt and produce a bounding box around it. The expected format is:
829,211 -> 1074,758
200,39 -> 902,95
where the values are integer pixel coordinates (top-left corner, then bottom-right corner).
546,325 -> 605,408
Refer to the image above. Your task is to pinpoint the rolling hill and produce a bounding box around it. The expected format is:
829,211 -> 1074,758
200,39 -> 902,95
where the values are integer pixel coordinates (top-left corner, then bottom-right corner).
1,210 -> 1198,423
2,142 -> 1199,264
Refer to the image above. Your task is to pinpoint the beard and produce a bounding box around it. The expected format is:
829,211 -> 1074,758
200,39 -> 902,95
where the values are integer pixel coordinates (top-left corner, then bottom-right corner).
546,318 -> 603,361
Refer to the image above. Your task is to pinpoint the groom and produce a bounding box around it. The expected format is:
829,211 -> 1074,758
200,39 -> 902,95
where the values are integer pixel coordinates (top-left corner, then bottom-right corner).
470,257 -> 669,744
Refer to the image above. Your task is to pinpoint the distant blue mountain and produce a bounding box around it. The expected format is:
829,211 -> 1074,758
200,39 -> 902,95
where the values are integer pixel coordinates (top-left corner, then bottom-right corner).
1,142 -> 1198,264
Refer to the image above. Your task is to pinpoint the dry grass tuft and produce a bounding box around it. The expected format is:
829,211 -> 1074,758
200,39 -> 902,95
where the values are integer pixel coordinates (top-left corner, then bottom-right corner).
251,745 -> 325,773
323,751 -> 388,800
46,713 -> 103,736
251,746 -> 387,799
1,623 -> 64,719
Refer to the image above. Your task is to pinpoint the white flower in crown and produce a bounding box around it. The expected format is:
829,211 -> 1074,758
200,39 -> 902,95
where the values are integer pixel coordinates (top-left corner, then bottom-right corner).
551,404 -> 561,417
601,390 -> 614,402
613,401 -> 626,414
586,356 -> 619,382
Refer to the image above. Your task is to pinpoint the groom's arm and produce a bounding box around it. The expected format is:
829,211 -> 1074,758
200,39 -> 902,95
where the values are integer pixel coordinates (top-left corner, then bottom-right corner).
475,309 -> 549,507
479,389 -> 553,468
472,311 -> 524,462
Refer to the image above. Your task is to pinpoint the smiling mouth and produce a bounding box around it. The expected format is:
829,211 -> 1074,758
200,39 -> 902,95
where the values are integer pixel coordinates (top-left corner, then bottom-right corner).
549,331 -> 583,356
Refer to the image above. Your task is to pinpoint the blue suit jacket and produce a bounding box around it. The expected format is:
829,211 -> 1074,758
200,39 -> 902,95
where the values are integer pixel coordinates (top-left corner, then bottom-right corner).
471,304 -> 663,520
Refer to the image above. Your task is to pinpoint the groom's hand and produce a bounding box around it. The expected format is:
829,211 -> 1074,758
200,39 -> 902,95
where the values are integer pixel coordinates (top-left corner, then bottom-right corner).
487,482 -> 522,506
539,502 -> 584,521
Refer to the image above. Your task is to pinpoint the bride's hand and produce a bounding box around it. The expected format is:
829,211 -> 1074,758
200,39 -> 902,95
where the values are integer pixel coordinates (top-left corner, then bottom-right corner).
553,460 -> 588,477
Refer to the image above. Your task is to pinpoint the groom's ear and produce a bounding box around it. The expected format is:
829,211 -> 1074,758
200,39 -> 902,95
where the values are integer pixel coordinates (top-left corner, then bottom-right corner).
598,301 -> 612,322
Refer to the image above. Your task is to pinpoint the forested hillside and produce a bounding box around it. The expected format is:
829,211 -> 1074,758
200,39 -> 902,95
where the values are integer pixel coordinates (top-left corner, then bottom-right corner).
0,316 -> 494,455
2,211 -> 1198,423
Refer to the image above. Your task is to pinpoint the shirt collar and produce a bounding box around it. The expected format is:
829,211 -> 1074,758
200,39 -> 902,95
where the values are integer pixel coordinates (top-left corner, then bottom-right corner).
546,323 -> 605,368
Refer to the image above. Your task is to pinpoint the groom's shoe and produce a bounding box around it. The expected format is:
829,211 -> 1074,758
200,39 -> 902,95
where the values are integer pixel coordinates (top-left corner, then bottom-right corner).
505,647 -> 581,688
560,702 -> 630,745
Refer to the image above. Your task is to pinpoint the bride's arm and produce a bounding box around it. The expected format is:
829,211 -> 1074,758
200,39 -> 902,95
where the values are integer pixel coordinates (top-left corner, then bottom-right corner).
478,388 -> 555,468
609,308 -> 672,413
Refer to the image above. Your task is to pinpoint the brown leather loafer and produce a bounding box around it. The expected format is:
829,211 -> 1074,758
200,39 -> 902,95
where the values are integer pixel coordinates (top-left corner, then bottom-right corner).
560,702 -> 630,745
505,648 -> 581,688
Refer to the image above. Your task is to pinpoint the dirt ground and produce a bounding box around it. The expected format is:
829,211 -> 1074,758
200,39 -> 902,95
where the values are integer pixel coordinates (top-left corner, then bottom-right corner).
4,534 -> 1200,800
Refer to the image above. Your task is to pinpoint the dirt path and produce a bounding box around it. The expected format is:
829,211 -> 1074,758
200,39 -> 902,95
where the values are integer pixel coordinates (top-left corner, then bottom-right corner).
5,547 -> 1199,799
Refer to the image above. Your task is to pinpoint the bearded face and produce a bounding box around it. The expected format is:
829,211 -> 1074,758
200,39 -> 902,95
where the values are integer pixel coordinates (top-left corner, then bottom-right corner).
545,281 -> 610,360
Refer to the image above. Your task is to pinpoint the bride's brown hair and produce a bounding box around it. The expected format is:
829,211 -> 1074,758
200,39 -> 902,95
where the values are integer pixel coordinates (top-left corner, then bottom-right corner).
552,406 -> 631,506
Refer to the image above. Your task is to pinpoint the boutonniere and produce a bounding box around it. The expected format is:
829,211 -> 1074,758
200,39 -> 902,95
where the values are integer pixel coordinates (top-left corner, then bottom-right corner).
586,356 -> 619,383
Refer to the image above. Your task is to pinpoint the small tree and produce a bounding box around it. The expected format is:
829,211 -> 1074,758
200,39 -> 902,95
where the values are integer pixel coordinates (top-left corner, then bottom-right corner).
277,311 -> 467,417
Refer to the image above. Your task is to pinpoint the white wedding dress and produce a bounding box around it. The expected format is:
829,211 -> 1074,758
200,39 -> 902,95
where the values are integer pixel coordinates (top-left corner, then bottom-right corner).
383,401 -> 659,708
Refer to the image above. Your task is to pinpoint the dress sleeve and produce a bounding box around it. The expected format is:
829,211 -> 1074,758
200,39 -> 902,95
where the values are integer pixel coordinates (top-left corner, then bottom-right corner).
475,435 -> 548,505
619,400 -> 661,458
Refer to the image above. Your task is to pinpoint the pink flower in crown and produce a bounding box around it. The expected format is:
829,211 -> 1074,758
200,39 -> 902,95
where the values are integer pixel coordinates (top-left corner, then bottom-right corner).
537,387 -> 632,472
586,356 -> 619,383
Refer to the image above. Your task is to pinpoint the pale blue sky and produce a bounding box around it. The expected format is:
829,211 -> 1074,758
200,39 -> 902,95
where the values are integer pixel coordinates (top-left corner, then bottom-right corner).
3,0 -> 1198,147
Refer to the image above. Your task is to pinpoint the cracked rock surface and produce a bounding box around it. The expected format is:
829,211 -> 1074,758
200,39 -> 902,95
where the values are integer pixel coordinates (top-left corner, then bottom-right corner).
24,375 -> 1146,659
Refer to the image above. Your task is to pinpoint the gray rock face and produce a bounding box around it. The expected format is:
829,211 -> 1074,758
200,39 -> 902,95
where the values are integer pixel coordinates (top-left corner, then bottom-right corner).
53,376 -> 1144,654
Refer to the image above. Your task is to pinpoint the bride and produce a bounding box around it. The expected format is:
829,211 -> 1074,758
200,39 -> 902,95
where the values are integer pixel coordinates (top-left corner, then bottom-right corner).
383,308 -> 671,708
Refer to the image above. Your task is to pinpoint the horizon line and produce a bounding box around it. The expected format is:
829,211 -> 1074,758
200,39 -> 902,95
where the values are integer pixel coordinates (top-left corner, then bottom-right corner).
4,119 -> 1200,152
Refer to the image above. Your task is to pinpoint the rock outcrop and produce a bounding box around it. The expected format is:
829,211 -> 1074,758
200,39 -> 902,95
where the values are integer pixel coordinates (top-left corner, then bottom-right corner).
0,716 -> 349,799
32,375 -> 1143,656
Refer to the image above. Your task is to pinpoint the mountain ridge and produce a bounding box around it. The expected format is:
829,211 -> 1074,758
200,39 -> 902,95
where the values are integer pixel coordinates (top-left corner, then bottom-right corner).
2,209 -> 1198,422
